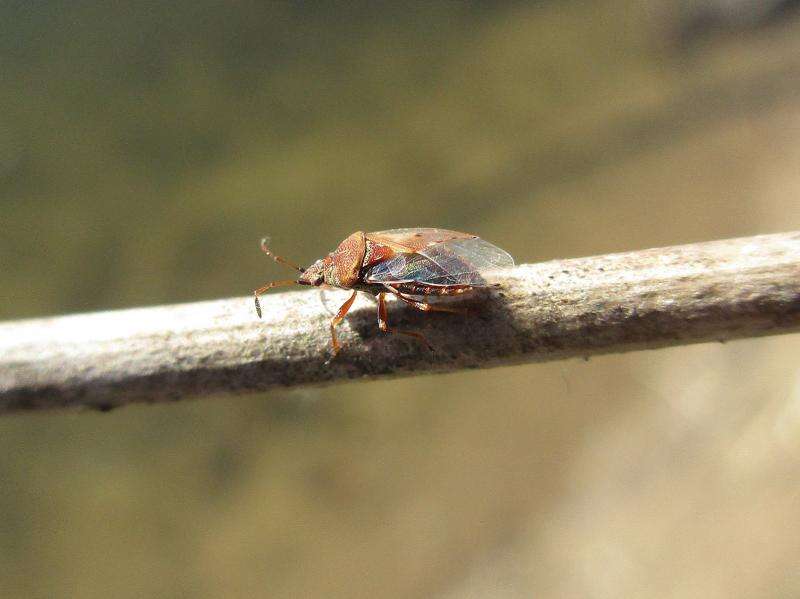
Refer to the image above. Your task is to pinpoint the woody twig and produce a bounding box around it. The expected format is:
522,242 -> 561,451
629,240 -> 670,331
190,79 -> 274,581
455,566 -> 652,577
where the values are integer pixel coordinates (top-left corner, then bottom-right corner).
1,231 -> 798,414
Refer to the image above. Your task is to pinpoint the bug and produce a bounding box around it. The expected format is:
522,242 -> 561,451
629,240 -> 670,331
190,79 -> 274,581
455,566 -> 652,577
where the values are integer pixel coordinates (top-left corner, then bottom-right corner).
254,228 -> 514,357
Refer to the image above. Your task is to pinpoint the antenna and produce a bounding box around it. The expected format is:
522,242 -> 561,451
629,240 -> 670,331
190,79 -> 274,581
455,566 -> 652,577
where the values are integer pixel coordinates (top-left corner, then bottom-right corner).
253,279 -> 297,318
260,237 -> 305,273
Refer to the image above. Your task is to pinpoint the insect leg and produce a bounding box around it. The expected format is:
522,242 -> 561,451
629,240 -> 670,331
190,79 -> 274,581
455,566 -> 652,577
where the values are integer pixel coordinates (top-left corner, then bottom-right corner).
329,290 -> 358,357
377,292 -> 434,351
383,285 -> 470,315
254,280 -> 297,318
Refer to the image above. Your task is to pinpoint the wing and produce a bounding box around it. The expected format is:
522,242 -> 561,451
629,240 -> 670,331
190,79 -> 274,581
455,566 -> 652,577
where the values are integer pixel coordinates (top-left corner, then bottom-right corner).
365,228 -> 476,254
365,236 -> 514,286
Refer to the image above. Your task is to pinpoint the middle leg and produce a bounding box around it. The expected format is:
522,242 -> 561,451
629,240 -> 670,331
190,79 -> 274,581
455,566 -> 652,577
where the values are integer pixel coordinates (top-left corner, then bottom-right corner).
377,292 -> 434,351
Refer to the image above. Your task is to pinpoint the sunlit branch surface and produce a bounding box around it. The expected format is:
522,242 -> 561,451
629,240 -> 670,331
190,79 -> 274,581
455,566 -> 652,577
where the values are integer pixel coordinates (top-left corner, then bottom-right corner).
1,232 -> 798,414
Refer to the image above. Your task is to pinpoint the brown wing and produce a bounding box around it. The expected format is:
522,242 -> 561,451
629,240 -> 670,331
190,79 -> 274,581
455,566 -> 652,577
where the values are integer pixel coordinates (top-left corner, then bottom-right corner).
365,228 -> 476,253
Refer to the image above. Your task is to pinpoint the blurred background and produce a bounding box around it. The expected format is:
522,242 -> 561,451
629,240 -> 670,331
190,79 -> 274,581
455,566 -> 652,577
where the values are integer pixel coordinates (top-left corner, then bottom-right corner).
2,1 -> 800,597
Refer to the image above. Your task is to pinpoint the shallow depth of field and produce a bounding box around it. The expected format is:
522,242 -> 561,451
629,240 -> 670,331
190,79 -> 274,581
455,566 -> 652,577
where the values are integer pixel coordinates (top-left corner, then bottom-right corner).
2,2 -> 800,597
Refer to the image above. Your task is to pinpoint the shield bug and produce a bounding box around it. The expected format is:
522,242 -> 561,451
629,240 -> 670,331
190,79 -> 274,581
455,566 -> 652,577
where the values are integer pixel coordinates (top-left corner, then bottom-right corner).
254,228 -> 514,357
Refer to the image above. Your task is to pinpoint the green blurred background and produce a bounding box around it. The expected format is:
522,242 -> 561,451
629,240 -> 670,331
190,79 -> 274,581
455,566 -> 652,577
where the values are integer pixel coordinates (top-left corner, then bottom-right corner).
2,1 -> 800,597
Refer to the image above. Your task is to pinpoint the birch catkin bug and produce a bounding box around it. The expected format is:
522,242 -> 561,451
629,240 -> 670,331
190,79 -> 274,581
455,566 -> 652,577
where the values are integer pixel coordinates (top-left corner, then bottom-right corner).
254,228 -> 514,357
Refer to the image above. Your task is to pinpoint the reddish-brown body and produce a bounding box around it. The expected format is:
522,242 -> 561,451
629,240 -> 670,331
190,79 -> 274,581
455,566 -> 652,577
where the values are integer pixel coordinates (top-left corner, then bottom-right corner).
254,228 -> 513,357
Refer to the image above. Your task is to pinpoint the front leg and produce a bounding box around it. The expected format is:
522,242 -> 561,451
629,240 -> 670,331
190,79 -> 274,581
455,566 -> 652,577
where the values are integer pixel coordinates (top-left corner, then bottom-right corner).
329,290 -> 358,358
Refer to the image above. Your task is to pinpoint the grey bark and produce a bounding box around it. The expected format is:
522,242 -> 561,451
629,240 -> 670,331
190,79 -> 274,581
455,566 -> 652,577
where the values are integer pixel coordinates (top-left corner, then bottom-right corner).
1,231 -> 799,414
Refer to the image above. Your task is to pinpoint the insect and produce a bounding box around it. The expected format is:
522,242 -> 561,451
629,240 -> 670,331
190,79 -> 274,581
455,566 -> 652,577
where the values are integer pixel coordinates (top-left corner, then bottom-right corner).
254,228 -> 514,357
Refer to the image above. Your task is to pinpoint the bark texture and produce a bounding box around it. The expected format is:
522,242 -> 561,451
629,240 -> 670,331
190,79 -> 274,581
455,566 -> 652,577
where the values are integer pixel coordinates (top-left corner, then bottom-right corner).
1,232 -> 799,413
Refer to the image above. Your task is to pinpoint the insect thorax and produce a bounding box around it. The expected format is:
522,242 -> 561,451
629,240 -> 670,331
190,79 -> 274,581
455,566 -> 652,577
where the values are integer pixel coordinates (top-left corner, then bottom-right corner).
325,231 -> 366,288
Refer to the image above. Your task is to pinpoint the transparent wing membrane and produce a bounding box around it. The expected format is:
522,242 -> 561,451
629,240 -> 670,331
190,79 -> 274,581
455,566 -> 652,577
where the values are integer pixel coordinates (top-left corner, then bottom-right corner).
365,236 -> 514,286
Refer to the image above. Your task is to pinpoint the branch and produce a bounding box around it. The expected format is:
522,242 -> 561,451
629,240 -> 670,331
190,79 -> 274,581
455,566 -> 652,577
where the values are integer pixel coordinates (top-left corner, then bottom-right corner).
1,232 -> 799,414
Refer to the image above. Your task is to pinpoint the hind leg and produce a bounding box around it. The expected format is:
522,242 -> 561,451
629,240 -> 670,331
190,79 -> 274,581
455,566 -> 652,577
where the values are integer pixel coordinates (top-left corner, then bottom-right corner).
384,285 -> 471,316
